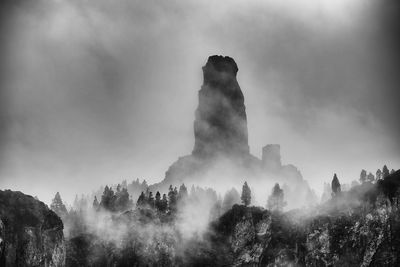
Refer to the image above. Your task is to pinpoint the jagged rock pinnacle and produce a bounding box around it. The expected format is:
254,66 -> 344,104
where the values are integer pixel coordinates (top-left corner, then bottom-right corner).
192,55 -> 249,157
156,55 -> 311,209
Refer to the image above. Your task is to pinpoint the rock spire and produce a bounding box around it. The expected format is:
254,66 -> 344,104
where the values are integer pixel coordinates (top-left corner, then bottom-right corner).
192,55 -> 249,157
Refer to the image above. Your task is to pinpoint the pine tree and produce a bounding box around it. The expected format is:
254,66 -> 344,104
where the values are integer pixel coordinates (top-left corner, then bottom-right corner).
241,181 -> 251,206
100,186 -> 116,211
382,165 -> 390,178
115,187 -> 130,211
168,185 -> 177,212
155,191 -> 161,211
136,191 -> 146,208
376,169 -> 382,180
50,192 -> 68,217
178,184 -> 188,202
367,172 -> 375,183
178,184 -> 188,198
360,169 -> 367,184
161,193 -> 168,212
148,191 -> 155,208
267,183 -> 286,212
93,196 -> 99,210
331,173 -> 341,197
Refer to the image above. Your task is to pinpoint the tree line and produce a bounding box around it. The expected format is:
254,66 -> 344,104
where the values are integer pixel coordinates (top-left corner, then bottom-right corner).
50,180 -> 290,220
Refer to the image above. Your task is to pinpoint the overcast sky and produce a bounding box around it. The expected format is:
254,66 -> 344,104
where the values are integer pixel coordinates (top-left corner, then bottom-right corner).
0,0 -> 399,204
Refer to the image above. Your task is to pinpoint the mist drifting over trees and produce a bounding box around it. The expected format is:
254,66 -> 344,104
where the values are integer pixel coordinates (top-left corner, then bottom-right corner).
1,0 -> 400,265
41,164 -> 400,266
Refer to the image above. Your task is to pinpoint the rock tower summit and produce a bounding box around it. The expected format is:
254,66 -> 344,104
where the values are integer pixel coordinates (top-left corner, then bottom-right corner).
192,56 -> 249,158
155,55 -> 312,209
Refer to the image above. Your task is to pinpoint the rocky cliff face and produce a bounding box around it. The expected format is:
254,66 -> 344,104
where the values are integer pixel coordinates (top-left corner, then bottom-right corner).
216,205 -> 272,266
193,55 -> 249,158
210,200 -> 398,266
0,190 -> 65,267
213,205 -> 300,266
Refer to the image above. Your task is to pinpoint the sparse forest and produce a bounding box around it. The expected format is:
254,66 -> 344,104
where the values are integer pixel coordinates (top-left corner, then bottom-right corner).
45,165 -> 400,266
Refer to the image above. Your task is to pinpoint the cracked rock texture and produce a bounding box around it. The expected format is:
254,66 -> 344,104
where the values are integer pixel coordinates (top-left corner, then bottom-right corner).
0,190 -> 65,267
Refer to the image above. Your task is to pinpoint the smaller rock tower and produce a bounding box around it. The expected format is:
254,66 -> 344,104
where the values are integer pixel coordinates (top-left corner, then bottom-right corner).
262,144 -> 282,170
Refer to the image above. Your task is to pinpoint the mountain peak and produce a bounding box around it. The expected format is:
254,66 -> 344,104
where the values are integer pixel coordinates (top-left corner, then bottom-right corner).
204,55 -> 238,75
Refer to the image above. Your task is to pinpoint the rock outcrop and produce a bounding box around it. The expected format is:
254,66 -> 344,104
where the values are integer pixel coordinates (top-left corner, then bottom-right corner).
221,205 -> 272,266
212,205 -> 302,266
0,190 -> 65,267
193,55 -> 249,158
210,199 -> 397,266
151,55 -> 313,209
